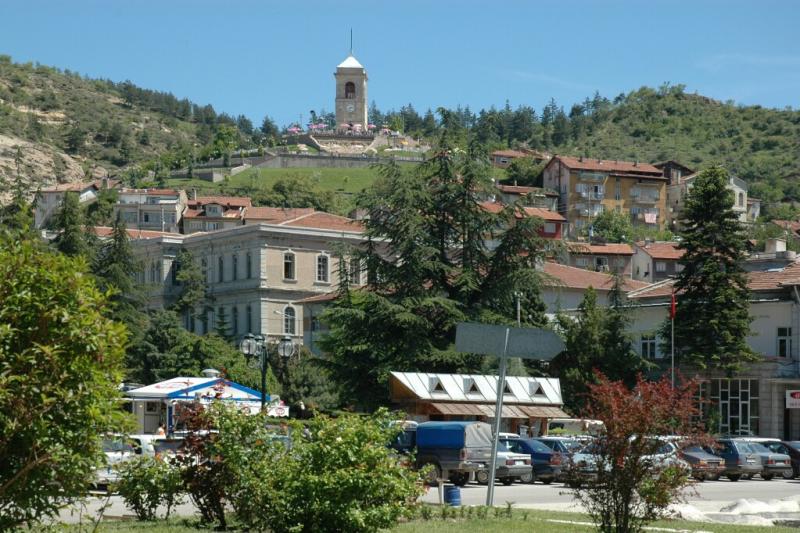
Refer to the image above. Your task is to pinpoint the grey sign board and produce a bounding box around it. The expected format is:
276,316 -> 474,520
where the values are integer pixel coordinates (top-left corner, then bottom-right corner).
455,322 -> 565,360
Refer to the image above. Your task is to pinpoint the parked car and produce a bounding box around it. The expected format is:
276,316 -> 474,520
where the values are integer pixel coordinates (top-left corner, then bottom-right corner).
738,440 -> 792,480
534,436 -> 585,457
474,439 -> 532,486
94,435 -> 136,488
679,444 -> 726,481
707,438 -> 763,481
500,434 -> 562,484
779,441 -> 800,478
413,421 -> 494,486
740,438 -> 799,479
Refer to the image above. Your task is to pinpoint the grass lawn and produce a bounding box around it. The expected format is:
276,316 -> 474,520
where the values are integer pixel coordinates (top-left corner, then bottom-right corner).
45,509 -> 796,533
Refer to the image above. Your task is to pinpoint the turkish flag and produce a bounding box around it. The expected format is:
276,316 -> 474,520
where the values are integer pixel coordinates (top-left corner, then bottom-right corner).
669,290 -> 677,320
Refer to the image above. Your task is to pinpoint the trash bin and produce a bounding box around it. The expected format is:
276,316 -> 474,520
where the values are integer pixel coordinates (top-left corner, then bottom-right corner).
443,484 -> 461,506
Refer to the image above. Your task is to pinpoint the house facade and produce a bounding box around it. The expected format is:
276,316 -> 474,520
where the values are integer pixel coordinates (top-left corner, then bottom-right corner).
114,188 -> 187,233
564,242 -> 633,276
130,212 -> 365,345
631,240 -> 685,283
494,184 -> 559,211
626,260 -> 800,440
666,172 -> 750,229
542,156 -> 667,237
182,195 -> 251,234
34,179 -> 115,229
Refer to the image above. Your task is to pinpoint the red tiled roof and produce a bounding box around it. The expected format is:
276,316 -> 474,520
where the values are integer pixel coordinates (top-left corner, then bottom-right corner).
183,208 -> 243,219
295,292 -> 340,304
480,201 -> 505,214
551,155 -> 664,178
40,182 -> 99,193
91,226 -> 180,239
635,241 -> 685,260
189,196 -> 252,208
543,262 -> 649,291
567,242 -> 634,255
492,149 -> 529,158
522,207 -> 566,222
281,212 -> 364,233
245,207 -> 316,223
629,261 -> 800,299
119,188 -> 180,195
496,184 -> 559,196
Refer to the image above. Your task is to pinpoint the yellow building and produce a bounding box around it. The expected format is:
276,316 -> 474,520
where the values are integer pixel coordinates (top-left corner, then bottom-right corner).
542,156 -> 668,238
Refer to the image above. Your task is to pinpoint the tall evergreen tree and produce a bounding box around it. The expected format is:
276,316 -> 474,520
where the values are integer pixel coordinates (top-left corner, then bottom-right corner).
171,249 -> 207,324
602,275 -> 647,386
53,191 -> 87,257
660,166 -> 756,373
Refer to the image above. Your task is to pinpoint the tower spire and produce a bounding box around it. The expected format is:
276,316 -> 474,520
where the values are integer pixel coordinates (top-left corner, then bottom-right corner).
349,28 -> 353,55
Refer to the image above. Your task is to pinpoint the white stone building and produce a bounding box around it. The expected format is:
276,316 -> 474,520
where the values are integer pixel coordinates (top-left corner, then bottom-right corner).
114,188 -> 187,234
666,172 -> 750,228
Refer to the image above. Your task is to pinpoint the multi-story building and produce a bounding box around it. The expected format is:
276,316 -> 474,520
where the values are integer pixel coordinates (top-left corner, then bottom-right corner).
564,242 -> 634,276
494,184 -> 559,211
626,255 -> 800,440
480,201 -> 566,244
114,188 -> 187,233
130,210 -> 364,345
666,171 -> 750,228
182,195 -> 251,233
34,179 -> 117,229
490,149 -> 549,169
542,156 -> 667,237
631,240 -> 685,282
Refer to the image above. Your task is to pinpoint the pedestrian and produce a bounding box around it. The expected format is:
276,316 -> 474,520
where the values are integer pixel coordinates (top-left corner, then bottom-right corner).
156,423 -> 166,436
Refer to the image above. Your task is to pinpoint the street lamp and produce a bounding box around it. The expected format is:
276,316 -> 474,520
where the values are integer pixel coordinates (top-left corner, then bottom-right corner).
239,333 -> 297,411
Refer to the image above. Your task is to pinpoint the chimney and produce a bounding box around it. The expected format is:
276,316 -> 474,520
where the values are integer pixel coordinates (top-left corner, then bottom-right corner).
579,155 -> 584,162
634,160 -> 639,167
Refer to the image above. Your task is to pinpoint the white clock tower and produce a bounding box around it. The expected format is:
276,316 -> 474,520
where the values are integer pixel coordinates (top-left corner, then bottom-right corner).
334,51 -> 368,131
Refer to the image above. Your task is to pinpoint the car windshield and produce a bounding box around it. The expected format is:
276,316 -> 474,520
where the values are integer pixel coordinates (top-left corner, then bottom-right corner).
154,439 -> 183,455
746,442 -> 770,454
684,446 -> 707,454
102,437 -> 135,454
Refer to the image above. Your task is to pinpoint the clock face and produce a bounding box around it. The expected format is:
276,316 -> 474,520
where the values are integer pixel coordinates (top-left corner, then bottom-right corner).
346,103 -> 355,112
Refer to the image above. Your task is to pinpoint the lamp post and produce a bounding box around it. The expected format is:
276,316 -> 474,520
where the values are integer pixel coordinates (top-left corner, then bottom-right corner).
240,333 -> 297,411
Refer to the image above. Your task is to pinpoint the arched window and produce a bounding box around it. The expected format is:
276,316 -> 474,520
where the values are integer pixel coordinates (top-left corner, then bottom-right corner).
246,251 -> 252,279
246,304 -> 253,333
201,258 -> 208,282
738,192 -> 744,207
283,251 -> 295,280
232,306 -> 239,336
344,81 -> 355,99
232,254 -> 238,281
283,306 -> 296,335
218,256 -> 224,283
316,254 -> 329,283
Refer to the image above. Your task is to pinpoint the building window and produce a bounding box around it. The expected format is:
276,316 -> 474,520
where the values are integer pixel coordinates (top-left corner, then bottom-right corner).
344,81 -> 355,99
575,257 -> 589,268
143,212 -> 150,223
246,304 -> 253,333
738,192 -> 744,207
595,257 -> 608,271
543,222 -> 557,234
171,260 -> 179,285
641,334 -> 658,359
348,259 -> 361,285
246,252 -> 252,278
283,306 -> 296,335
655,261 -> 667,273
218,256 -> 224,283
615,177 -> 621,200
705,379 -> 759,436
207,222 -> 221,231
316,254 -> 330,283
201,258 -> 208,282
232,306 -> 239,336
232,254 -> 238,281
675,263 -> 684,273
284,252 -> 295,280
778,327 -> 792,358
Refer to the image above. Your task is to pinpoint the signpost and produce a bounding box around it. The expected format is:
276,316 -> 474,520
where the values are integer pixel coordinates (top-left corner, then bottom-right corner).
455,322 -> 565,507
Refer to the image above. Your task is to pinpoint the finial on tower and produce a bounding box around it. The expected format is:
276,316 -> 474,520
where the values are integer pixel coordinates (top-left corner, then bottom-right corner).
349,28 -> 353,55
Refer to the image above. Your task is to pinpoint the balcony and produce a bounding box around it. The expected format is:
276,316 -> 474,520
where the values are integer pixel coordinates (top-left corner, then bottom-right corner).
631,194 -> 659,204
577,171 -> 606,182
578,191 -> 605,201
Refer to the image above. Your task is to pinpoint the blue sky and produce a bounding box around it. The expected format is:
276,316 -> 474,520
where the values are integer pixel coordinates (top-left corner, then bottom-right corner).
1,0 -> 798,127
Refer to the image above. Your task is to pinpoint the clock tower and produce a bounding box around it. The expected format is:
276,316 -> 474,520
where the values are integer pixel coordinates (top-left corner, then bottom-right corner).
334,53 -> 368,131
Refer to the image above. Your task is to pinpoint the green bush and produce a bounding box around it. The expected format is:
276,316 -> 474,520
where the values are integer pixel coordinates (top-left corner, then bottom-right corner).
116,456 -> 184,521
206,405 -> 422,533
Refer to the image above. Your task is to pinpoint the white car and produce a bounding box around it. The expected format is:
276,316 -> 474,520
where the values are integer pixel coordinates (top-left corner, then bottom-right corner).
93,434 -> 184,488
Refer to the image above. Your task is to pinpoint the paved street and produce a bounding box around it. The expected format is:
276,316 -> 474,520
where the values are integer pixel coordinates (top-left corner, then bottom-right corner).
420,478 -> 800,512
54,478 -> 800,525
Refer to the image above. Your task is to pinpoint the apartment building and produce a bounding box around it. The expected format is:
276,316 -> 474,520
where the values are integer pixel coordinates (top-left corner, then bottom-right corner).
631,240 -> 685,282
182,195 -> 251,233
129,210 -> 364,345
34,178 -> 118,229
666,171 -> 750,228
626,256 -> 800,440
114,188 -> 187,233
542,156 -> 667,237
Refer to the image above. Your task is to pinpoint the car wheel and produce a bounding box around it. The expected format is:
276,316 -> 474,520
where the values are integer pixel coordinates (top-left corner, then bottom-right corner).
694,475 -> 705,482
475,470 -> 489,485
449,472 -> 469,487
728,474 -> 741,482
541,478 -> 554,485
423,464 -> 441,486
501,477 -> 514,486
519,471 -> 534,484
782,470 -> 793,479
762,474 -> 773,481
708,474 -> 721,481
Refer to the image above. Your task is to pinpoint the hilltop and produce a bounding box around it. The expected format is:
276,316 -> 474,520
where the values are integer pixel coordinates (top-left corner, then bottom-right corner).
0,55 -> 255,193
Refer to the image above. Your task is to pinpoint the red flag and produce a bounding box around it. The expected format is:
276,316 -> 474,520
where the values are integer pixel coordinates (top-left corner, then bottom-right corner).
669,290 -> 677,320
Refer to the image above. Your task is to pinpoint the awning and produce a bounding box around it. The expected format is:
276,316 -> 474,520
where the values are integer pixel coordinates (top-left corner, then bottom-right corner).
429,403 -> 568,419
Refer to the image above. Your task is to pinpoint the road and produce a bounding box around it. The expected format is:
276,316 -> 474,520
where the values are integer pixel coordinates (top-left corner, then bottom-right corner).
420,477 -> 800,512
53,477 -> 800,525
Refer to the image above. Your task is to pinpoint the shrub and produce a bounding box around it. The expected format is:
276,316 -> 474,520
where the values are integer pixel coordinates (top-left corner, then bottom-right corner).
116,456 -> 184,521
567,373 -> 707,533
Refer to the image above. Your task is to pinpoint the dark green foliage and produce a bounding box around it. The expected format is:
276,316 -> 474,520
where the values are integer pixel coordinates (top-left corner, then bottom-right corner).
171,249 -> 207,320
251,174 -> 338,212
586,209 -> 634,243
661,166 -> 757,373
269,347 -> 339,412
504,157 -> 545,186
85,186 -> 118,226
116,456 -> 184,520
53,191 -> 88,257
0,238 -> 128,529
602,275 -> 648,386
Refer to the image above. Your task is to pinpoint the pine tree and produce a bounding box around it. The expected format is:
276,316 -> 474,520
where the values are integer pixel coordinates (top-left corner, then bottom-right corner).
53,191 -> 87,257
661,166 -> 757,373
602,275 -> 647,386
171,249 -> 207,324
